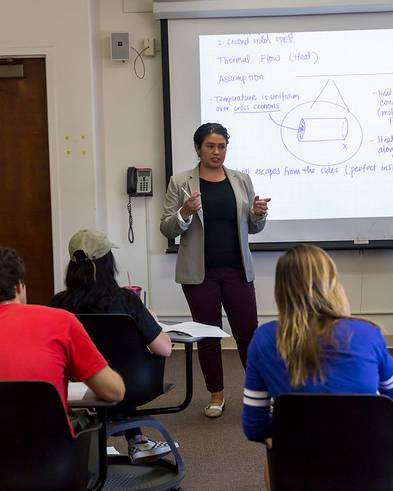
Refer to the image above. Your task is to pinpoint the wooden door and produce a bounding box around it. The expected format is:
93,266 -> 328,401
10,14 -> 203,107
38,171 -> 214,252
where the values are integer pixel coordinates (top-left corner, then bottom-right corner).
0,58 -> 54,304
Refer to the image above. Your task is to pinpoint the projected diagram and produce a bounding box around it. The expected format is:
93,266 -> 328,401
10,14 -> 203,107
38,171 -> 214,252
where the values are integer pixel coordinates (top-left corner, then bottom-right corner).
271,80 -> 363,166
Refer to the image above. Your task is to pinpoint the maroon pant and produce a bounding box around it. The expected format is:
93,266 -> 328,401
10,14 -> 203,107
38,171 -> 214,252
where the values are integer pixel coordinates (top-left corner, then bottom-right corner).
182,267 -> 258,393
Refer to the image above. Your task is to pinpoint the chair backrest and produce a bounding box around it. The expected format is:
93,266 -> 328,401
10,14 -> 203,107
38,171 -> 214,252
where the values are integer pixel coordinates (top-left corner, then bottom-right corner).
269,393 -> 393,491
0,381 -> 93,491
77,313 -> 166,413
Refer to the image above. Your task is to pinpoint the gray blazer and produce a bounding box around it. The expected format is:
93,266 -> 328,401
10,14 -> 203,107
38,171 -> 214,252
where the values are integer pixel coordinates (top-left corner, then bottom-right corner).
160,165 -> 266,284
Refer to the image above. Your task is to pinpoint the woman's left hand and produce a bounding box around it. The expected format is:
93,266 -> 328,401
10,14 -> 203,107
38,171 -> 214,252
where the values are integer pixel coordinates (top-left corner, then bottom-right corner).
253,196 -> 271,216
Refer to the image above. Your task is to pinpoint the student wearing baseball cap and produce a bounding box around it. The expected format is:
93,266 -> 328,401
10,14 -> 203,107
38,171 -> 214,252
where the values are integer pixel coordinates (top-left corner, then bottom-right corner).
68,228 -> 119,262
50,229 -> 175,464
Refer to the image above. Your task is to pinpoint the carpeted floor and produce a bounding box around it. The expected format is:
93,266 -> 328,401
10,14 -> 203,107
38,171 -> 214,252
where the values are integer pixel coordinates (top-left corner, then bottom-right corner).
109,350 -> 266,490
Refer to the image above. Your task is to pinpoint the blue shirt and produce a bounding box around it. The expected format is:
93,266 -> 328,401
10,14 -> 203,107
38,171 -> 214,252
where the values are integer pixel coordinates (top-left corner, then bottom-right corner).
242,318 -> 393,442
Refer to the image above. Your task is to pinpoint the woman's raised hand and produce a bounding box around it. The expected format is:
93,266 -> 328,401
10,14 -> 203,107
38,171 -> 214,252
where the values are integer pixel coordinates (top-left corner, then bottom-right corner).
180,191 -> 202,219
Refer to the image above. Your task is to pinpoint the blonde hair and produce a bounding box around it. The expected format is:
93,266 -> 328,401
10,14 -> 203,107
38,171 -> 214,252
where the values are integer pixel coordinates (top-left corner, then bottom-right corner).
275,244 -> 349,387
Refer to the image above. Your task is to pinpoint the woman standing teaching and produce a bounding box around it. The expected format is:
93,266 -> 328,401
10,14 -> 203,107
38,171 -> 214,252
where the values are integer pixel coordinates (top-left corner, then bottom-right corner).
160,123 -> 271,417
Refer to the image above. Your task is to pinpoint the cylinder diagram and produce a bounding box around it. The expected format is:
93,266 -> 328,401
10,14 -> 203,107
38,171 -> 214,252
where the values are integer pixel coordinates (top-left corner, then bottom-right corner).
297,117 -> 348,142
278,80 -> 363,166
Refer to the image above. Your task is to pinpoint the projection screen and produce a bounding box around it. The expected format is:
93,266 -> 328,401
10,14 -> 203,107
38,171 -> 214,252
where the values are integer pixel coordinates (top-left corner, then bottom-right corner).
161,12 -> 393,250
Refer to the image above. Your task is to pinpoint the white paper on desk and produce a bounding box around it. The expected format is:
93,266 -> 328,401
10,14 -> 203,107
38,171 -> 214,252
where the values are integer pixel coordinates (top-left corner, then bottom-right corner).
107,446 -> 120,455
159,321 -> 230,338
68,382 -> 88,400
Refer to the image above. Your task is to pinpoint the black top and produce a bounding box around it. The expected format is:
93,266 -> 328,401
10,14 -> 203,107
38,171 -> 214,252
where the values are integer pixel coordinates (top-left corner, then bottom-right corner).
49,288 -> 161,345
200,177 -> 242,269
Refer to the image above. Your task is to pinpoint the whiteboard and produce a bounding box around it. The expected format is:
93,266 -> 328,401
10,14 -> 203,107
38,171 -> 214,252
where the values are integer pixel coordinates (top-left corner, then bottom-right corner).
164,13 -> 393,248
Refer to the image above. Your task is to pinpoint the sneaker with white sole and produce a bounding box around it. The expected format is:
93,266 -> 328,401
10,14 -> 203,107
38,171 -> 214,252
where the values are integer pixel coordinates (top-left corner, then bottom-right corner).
128,438 -> 179,464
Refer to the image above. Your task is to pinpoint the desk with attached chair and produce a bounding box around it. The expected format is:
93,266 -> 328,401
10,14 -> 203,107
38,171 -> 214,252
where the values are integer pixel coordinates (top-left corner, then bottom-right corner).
75,313 -> 202,490
69,381 -> 186,491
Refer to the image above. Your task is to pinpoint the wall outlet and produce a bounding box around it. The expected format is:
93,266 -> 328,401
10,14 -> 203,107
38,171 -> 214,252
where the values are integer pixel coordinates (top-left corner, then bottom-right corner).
143,38 -> 156,57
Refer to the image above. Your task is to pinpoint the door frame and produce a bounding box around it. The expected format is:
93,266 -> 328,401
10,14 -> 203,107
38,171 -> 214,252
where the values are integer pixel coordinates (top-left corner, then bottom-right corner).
0,47 -> 62,291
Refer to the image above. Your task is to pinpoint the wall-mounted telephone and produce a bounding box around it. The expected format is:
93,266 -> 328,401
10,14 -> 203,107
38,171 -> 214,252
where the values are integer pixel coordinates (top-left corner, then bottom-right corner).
127,167 -> 153,197
126,167 -> 153,244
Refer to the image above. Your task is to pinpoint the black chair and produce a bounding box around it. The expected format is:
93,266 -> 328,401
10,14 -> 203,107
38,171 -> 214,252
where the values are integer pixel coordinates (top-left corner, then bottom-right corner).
0,381 -> 102,491
77,313 -> 185,491
267,393 -> 393,491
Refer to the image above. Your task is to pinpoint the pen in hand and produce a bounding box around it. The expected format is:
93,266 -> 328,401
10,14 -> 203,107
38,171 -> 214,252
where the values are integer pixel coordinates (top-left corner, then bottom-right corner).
181,186 -> 191,198
180,186 -> 202,217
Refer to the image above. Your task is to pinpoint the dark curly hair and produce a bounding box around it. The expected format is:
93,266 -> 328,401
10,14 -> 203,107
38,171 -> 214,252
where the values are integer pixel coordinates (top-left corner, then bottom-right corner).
0,247 -> 26,302
193,122 -> 230,150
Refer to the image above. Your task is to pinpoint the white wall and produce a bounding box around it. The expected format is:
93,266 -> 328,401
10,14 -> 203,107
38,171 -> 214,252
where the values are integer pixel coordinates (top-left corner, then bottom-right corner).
0,0 -> 105,289
1,0 -> 393,332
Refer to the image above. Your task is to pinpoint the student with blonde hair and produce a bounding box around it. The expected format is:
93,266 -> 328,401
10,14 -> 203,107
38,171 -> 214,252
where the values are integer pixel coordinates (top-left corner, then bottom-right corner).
243,244 -> 393,443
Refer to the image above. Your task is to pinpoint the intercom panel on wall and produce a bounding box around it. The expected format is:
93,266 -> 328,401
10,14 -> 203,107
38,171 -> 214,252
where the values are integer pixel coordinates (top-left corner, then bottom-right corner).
110,32 -> 130,61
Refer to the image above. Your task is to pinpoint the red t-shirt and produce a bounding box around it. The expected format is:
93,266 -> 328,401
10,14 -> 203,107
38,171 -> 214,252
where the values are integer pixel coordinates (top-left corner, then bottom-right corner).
0,303 -> 107,411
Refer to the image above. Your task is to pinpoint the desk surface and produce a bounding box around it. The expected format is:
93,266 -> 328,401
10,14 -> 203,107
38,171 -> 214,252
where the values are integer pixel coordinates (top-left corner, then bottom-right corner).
169,332 -> 202,343
68,383 -> 117,408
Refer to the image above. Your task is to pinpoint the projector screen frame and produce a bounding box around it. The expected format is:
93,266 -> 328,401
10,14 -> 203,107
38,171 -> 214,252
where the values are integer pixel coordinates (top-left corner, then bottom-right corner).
160,18 -> 393,252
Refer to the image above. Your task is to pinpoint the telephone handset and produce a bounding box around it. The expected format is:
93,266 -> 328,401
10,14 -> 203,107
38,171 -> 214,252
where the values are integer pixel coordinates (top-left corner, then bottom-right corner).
126,167 -> 153,244
127,167 -> 153,197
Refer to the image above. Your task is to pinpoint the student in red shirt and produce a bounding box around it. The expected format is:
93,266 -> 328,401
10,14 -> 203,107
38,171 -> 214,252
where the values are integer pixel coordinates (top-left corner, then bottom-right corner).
0,247 -> 125,420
